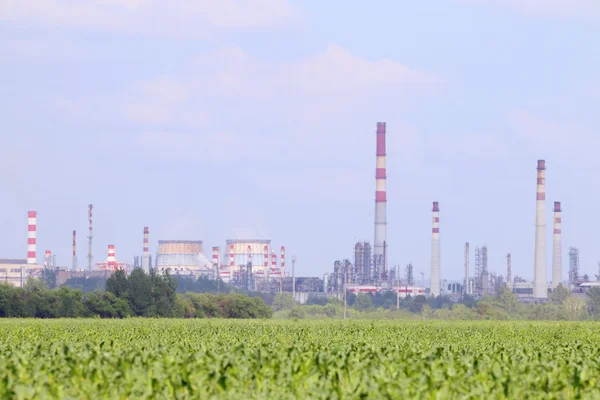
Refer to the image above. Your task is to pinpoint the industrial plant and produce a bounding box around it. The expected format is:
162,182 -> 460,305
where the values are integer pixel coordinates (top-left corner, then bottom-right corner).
1,122 -> 599,302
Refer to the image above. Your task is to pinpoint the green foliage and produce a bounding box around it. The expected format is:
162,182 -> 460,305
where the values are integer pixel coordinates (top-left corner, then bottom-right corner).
587,287 -> 600,318
353,293 -> 373,311
549,283 -> 571,304
271,293 -> 297,312
1,320 -> 599,397
0,269 -> 272,320
62,276 -> 105,293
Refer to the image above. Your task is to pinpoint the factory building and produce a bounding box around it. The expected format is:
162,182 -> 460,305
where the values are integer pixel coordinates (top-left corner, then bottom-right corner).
0,259 -> 42,287
155,240 -> 212,276
0,211 -> 43,287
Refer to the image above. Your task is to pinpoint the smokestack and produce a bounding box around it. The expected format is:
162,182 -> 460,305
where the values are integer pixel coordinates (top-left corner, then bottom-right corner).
27,211 -> 37,264
229,244 -> 235,268
464,242 -> 470,295
212,247 -> 220,268
533,160 -> 547,298
280,246 -> 286,273
87,204 -> 94,271
212,246 -> 220,279
271,251 -> 277,269
107,245 -> 116,271
507,253 -> 512,290
263,245 -> 269,268
247,245 -> 252,265
552,201 -> 563,288
430,202 -> 441,297
374,122 -> 387,279
44,250 -> 52,268
72,230 -> 77,270
143,227 -> 149,273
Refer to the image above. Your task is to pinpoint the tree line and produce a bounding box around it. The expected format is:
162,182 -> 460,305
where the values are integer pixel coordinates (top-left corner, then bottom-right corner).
271,284 -> 600,321
0,269 -> 272,319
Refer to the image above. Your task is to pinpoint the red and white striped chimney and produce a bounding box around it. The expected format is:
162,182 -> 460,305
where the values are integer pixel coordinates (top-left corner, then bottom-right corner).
229,244 -> 235,268
107,245 -> 116,270
72,230 -> 77,270
280,246 -> 286,273
430,202 -> 441,296
44,250 -> 52,267
142,227 -> 149,272
271,251 -> 277,270
247,245 -> 252,265
533,160 -> 547,298
374,122 -> 387,279
263,245 -> 269,267
552,201 -> 562,289
27,211 -> 37,264
212,247 -> 220,269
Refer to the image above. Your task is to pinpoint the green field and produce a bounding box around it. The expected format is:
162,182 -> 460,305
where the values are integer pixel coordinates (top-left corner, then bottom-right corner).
1,320 -> 599,399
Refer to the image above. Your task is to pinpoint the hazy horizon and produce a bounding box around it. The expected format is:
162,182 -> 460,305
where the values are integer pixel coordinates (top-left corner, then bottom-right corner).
1,1 -> 599,282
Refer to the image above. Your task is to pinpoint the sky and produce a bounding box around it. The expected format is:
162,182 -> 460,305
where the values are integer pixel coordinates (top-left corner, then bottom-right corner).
1,0 -> 600,282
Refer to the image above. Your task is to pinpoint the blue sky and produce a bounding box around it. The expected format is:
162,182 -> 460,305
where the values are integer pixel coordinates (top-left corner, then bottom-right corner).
1,0 -> 599,282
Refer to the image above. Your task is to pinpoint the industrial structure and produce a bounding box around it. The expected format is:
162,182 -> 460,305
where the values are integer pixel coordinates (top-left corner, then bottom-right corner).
430,202 -> 441,296
374,122 -> 388,281
533,160 -> 547,298
464,243 -> 470,295
3,116 -> 598,304
72,230 -> 77,270
155,240 -> 211,276
142,227 -> 150,273
87,204 -> 94,271
0,211 -> 43,287
569,247 -> 580,285
96,245 -> 130,272
552,202 -> 563,288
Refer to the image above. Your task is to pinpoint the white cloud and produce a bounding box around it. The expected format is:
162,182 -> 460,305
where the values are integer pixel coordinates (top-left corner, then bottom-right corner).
508,109 -> 598,155
463,0 -> 600,19
0,0 -> 303,35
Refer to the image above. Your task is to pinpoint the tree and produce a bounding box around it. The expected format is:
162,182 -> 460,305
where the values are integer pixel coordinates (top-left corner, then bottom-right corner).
56,287 -> 84,317
272,293 -> 296,312
354,293 -> 373,311
586,287 -> 600,318
549,283 -> 571,304
106,269 -> 128,298
288,306 -> 305,319
563,297 -> 587,321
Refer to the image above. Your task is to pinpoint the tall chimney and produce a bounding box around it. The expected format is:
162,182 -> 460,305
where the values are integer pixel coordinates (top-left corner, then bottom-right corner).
107,245 -> 116,271
430,202 -> 441,296
552,201 -> 563,288
142,227 -> 149,273
271,251 -> 277,270
72,230 -> 77,270
229,244 -> 235,268
44,250 -> 52,268
507,253 -> 512,290
533,160 -> 547,298
374,122 -> 387,280
280,246 -> 286,273
87,204 -> 94,271
263,245 -> 269,268
464,242 -> 470,295
27,211 -> 37,264
212,247 -> 220,269
212,246 -> 220,279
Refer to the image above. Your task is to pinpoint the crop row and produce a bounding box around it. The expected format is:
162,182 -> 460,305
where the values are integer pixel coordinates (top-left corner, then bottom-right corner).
0,320 -> 599,399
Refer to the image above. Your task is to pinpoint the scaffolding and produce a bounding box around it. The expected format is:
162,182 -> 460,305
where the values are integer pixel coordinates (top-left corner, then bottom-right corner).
474,245 -> 488,296
405,263 -> 414,286
354,242 -> 372,284
569,247 -> 580,285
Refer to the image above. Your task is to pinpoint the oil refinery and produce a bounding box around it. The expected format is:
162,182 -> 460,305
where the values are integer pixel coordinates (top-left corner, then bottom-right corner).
1,122 -> 598,301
